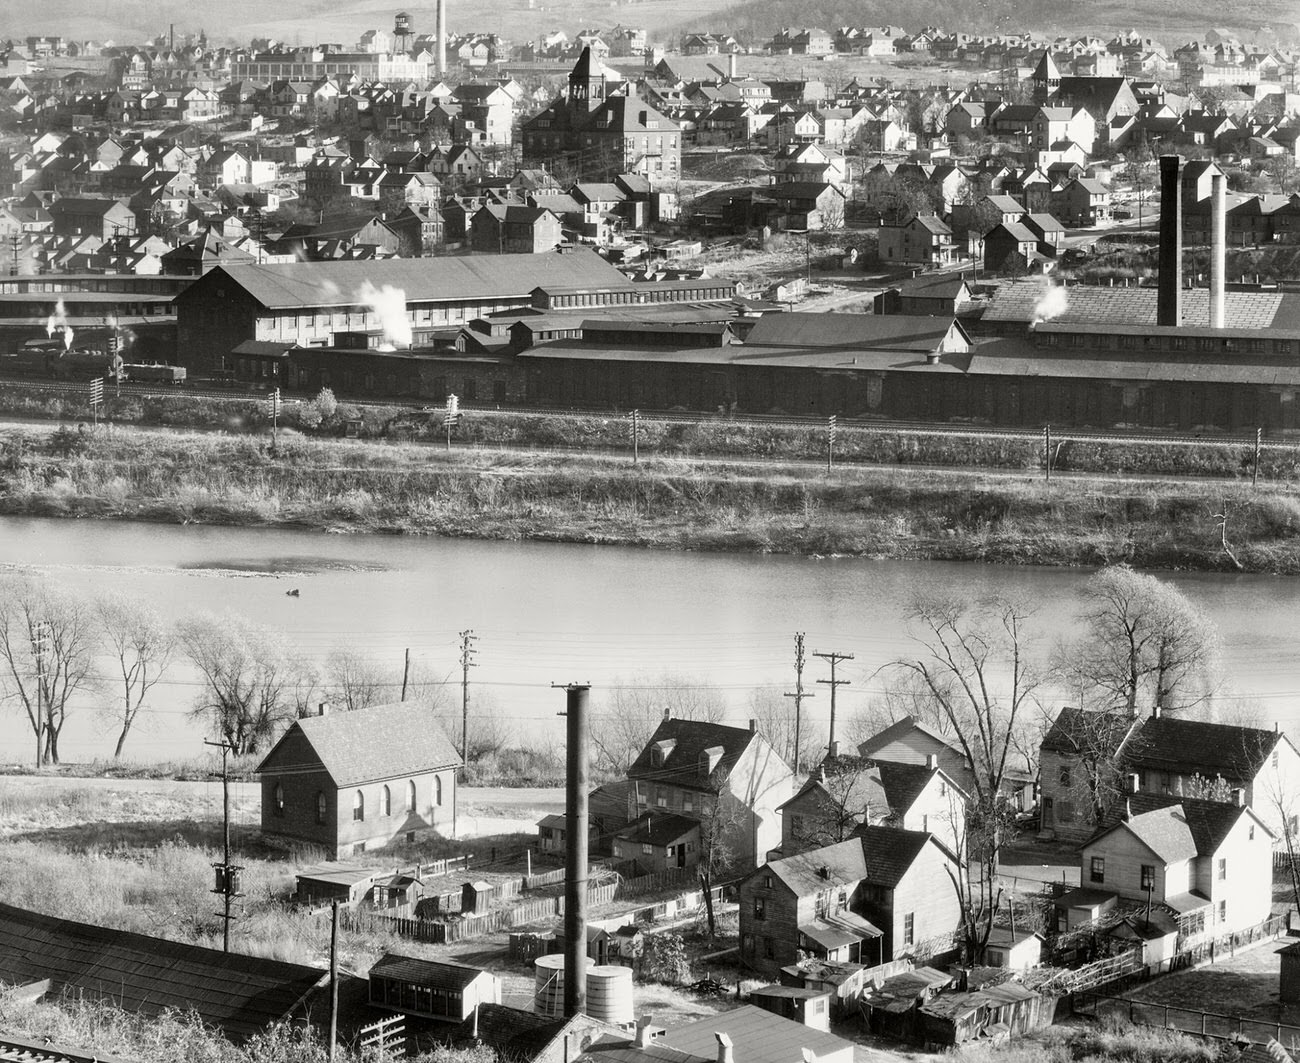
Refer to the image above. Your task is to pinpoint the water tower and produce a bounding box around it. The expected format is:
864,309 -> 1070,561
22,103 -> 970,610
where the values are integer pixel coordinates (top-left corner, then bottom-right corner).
393,12 -> 413,53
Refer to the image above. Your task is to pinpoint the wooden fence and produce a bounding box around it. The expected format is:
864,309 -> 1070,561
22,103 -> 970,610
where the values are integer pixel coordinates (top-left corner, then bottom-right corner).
1076,993 -> 1300,1047
617,866 -> 700,897
342,882 -> 621,944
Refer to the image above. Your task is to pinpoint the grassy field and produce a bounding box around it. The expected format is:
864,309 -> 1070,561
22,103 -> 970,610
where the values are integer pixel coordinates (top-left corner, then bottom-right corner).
3,422 -> 1300,572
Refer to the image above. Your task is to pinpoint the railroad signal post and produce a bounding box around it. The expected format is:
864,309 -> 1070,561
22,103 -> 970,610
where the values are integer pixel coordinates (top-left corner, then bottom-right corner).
205,738 -> 243,952
629,408 -> 640,465
444,393 -> 461,450
87,378 -> 104,428
266,388 -> 281,447
827,415 -> 837,471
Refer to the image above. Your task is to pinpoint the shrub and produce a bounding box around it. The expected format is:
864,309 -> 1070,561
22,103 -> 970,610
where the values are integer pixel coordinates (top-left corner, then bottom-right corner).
641,931 -> 691,985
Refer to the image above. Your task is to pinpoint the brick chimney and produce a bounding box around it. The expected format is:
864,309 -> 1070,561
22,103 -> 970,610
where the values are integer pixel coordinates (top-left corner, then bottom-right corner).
317,702 -> 329,716
1156,155 -> 1183,327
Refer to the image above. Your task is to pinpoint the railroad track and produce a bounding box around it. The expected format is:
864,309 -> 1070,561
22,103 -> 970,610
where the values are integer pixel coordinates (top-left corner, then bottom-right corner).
0,375 -> 1281,450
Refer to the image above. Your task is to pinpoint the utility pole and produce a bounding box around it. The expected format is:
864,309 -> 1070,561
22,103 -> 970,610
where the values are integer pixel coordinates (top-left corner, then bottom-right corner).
328,900 -> 339,1063
400,647 -> 411,701
454,629 -> 477,839
783,632 -> 815,774
814,649 -> 854,757
205,738 -> 242,953
30,620 -> 50,769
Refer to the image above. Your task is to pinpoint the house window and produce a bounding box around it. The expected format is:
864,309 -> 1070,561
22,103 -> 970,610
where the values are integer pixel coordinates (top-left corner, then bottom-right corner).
1090,857 -> 1105,884
1140,864 -> 1154,890
1218,900 -> 1227,924
316,791 -> 327,824
381,785 -> 391,817
656,788 -> 667,807
764,937 -> 775,959
764,875 -> 773,890
1274,750 -> 1280,768
407,779 -> 416,811
353,790 -> 365,822
436,776 -> 443,806
1249,824 -> 1256,841
641,843 -> 653,855
1059,766 -> 1071,788
742,933 -> 755,955
1161,773 -> 1172,794
754,897 -> 767,920
903,913 -> 915,947
1218,858 -> 1226,880
274,782 -> 284,816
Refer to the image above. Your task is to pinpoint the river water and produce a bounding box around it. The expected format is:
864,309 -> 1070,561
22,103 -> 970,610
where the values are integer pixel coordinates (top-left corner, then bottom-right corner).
0,515 -> 1297,763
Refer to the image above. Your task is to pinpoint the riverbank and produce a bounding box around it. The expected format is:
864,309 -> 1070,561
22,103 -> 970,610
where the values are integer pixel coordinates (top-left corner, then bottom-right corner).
2,424 -> 1298,573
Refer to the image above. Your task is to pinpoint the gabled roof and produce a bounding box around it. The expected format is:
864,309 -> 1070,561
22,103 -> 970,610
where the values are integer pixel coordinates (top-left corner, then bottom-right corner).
858,715 -> 956,759
255,701 -> 461,787
0,902 -> 331,1042
1127,716 -> 1284,779
1085,792 -> 1265,859
368,953 -> 488,989
876,761 -> 946,815
1040,706 -> 1135,755
627,718 -> 760,792
764,825 -> 941,895
659,1005 -> 854,1063
614,811 -> 700,847
176,248 -> 631,310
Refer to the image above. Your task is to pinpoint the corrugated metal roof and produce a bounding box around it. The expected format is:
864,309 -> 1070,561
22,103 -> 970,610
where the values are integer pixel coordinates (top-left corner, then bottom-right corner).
0,902 -> 329,1043
368,953 -> 488,990
256,701 -> 461,788
983,279 -> 1294,329
178,248 -> 631,310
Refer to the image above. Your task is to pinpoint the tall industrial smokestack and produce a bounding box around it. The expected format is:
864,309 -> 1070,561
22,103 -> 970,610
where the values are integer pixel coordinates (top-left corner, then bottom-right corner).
562,683 -> 590,1018
436,0 -> 448,77
1210,172 -> 1225,329
1157,155 -> 1183,328
728,52 -> 737,80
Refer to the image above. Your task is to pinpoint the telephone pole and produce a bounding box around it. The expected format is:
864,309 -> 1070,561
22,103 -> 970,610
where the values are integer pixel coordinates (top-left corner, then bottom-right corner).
783,633 -> 815,775
205,738 -> 242,952
814,649 -> 854,757
454,629 -> 477,839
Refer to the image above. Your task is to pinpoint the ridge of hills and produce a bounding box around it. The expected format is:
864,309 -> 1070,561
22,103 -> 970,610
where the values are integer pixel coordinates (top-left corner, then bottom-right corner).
3,0 -> 1298,51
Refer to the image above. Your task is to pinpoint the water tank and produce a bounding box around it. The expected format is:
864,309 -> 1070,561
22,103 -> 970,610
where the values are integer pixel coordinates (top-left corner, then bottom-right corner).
534,954 -> 591,1017
585,965 -> 634,1024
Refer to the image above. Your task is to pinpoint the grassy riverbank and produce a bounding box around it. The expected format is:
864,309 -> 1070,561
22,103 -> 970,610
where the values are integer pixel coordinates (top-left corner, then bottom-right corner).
3,424 -> 1300,572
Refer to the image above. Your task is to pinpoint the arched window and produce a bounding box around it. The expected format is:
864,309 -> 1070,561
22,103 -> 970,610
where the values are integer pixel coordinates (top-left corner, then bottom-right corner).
274,781 -> 284,816
407,779 -> 417,811
435,775 -> 443,807
381,785 -> 391,817
316,791 -> 327,824
353,790 -> 365,822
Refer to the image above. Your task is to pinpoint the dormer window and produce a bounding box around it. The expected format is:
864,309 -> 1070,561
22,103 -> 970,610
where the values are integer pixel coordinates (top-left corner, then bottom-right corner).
699,746 -> 723,776
651,739 -> 676,767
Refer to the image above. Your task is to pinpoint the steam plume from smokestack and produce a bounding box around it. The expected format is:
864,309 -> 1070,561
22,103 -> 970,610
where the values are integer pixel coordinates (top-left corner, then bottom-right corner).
1031,280 -> 1068,327
46,297 -> 74,351
357,281 -> 412,349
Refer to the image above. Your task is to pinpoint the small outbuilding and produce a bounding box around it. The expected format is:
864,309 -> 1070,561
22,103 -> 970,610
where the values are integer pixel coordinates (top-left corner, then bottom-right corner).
368,954 -> 502,1022
1279,940 -> 1300,1004
537,814 -> 568,851
462,880 -> 494,914
982,927 -> 1044,971
748,985 -> 834,1030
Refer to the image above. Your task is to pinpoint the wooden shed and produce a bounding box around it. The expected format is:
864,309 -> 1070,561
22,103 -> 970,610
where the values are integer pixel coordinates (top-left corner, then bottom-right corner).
919,982 -> 1043,1048
982,928 -> 1044,971
461,880 -> 494,914
371,873 -> 424,917
294,866 -> 379,908
610,924 -> 645,966
368,954 -> 502,1023
1279,940 -> 1300,1004
748,985 -> 833,1031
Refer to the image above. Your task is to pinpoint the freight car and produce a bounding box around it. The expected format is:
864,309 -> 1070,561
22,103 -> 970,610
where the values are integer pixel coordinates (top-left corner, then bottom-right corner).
122,363 -> 186,385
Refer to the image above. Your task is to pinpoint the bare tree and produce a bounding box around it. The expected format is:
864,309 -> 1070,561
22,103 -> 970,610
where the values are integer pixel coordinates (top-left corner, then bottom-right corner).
287,655 -> 325,718
326,647 -> 387,712
696,793 -> 747,942
1066,565 -> 1220,717
1041,705 -> 1136,829
887,592 -> 1042,963
180,613 -> 295,755
786,754 -> 879,852
0,575 -> 98,765
590,672 -> 727,775
95,596 -> 175,758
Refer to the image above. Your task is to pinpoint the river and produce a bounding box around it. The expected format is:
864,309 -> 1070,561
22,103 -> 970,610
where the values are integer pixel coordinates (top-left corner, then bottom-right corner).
0,515 -> 1297,763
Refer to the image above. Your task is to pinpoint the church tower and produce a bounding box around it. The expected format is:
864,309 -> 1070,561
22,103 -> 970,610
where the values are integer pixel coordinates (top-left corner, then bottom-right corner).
567,46 -> 606,114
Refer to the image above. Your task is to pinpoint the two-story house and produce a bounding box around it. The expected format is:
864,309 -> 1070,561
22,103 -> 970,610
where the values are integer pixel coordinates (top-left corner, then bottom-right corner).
255,701 -> 462,858
1080,792 -> 1273,941
1051,177 -> 1111,226
857,716 -> 1035,813
627,717 -> 794,873
778,756 -> 965,857
877,214 -> 957,266
739,826 -> 962,977
1037,706 -> 1142,843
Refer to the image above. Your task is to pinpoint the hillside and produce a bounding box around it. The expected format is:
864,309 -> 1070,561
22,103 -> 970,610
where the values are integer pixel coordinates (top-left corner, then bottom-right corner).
3,0 -> 1297,48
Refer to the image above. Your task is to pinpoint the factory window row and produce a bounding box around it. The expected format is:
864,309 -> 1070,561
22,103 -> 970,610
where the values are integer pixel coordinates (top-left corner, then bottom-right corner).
1040,332 -> 1295,356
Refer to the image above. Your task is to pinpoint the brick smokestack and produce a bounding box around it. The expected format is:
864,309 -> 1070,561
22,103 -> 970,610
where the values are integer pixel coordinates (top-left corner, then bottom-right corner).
1210,172 -> 1226,329
1157,154 -> 1183,327
436,0 -> 448,77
